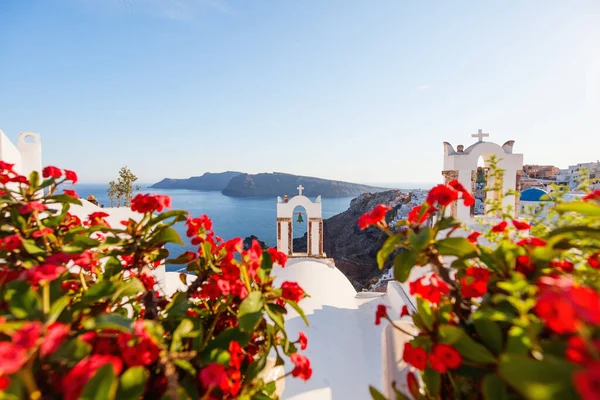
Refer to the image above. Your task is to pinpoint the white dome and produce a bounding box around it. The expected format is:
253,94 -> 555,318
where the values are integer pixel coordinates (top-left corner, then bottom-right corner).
272,258 -> 357,316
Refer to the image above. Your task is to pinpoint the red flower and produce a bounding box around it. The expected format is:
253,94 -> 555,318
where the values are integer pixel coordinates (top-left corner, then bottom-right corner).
13,322 -> 42,349
565,336 -> 600,366
491,221 -> 508,233
460,267 -> 490,298
186,215 -> 212,237
583,190 -> 600,201
406,372 -> 420,398
400,305 -> 410,317
33,227 -> 53,238
63,355 -> 123,400
18,201 -> 47,215
2,235 -> 22,251
432,343 -> 461,370
409,274 -> 450,304
63,189 -> 78,198
0,342 -> 28,375
42,166 -> 62,179
375,304 -> 388,325
41,323 -> 69,357
229,341 -> 244,369
87,212 -> 110,227
448,180 -> 475,206
26,264 -> 66,285
358,204 -> 392,230
0,375 -> 9,391
512,219 -> 531,230
550,260 -> 574,273
117,327 -> 159,367
244,240 -> 263,276
64,169 -> 78,184
588,254 -> 600,270
467,231 -> 481,243
290,353 -> 312,381
199,282 -> 221,300
407,205 -> 433,224
199,363 -> 227,389
296,331 -> 308,350
574,362 -> 600,400
216,279 -> 231,296
281,281 -> 305,303
131,194 -> 172,213
403,342 -> 427,371
517,237 -> 547,247
535,277 -> 600,334
515,255 -> 535,276
426,184 -> 459,207
268,248 -> 288,267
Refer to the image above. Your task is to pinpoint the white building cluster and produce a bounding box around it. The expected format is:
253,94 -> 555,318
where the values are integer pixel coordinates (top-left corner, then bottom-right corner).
555,161 -> 600,190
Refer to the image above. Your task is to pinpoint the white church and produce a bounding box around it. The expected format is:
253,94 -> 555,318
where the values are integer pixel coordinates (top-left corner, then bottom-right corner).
0,129 -> 565,399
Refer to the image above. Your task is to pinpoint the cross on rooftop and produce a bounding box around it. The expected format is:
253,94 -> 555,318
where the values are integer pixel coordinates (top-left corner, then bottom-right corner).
297,185 -> 304,195
472,129 -> 490,142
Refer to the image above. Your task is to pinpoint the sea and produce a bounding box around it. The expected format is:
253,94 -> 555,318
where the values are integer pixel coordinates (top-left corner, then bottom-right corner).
71,182 -> 434,268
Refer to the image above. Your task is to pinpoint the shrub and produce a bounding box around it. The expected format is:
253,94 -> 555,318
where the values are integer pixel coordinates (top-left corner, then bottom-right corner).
366,163 -> 600,400
0,162 -> 310,400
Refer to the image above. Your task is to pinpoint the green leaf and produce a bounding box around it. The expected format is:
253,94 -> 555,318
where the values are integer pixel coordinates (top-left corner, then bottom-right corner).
498,354 -> 578,400
506,326 -> 531,354
152,226 -> 184,245
266,303 -> 286,333
202,348 -> 231,365
173,359 -> 197,376
116,366 -> 148,400
165,291 -> 191,319
5,281 -> 41,319
483,374 -> 508,400
49,337 -> 92,363
439,325 -> 496,364
408,227 -> 432,252
369,386 -> 388,400
103,257 -> 123,279
112,278 -> 146,302
171,319 -> 196,352
47,295 -> 70,324
80,363 -> 118,400
238,292 -> 264,332
377,234 -> 402,269
148,210 -> 188,226
393,251 -> 417,283
50,194 -> 83,206
423,368 -> 440,397
206,328 -> 250,352
436,216 -> 462,231
286,300 -> 309,327
83,314 -> 133,333
20,239 -> 45,255
416,297 -> 434,331
82,281 -> 116,304
434,237 -> 478,258
257,252 -> 273,283
245,353 -> 268,383
473,318 -> 503,355
555,201 -> 600,217
63,235 -> 100,253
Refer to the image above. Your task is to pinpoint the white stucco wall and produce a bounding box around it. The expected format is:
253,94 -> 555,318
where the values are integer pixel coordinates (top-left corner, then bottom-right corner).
278,221 -> 290,254
309,220 -> 320,255
18,132 -> 42,178
0,131 -> 23,173
277,195 -> 323,256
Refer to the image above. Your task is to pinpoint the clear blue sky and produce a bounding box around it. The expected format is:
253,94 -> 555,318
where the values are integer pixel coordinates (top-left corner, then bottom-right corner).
1,0 -> 599,184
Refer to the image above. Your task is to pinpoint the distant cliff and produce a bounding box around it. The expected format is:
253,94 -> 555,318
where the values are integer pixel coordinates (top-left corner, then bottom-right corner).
293,190 -> 412,290
150,171 -> 241,191
221,172 -> 387,198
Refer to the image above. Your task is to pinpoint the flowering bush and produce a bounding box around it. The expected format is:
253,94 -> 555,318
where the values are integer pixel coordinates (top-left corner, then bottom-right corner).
0,162 -> 310,399
365,166 -> 600,399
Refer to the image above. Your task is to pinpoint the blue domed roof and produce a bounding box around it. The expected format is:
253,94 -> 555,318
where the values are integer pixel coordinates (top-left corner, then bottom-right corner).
521,188 -> 552,202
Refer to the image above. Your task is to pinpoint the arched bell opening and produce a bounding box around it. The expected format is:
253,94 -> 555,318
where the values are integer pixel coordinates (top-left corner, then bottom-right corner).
291,205 -> 309,255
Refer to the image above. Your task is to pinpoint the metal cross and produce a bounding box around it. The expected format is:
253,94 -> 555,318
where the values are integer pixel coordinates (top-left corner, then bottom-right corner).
472,129 -> 490,142
297,185 -> 304,195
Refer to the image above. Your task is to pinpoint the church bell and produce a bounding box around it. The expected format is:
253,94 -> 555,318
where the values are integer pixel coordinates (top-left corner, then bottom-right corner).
296,212 -> 304,223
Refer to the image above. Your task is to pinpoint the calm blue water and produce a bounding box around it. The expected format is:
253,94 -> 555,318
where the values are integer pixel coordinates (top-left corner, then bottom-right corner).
70,184 -> 355,252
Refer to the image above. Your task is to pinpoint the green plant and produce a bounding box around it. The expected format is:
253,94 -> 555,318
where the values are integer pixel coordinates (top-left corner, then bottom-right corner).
365,160 -> 600,400
0,162 -> 311,399
107,166 -> 141,207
